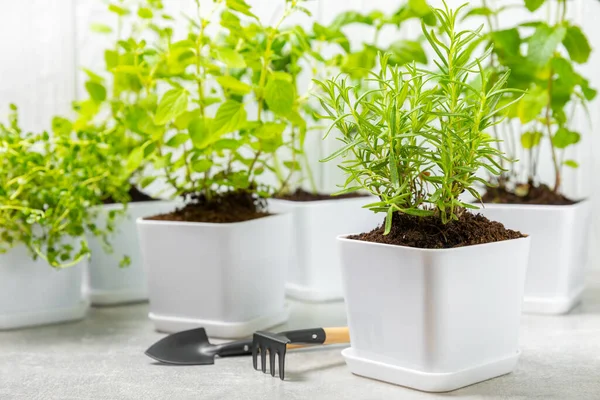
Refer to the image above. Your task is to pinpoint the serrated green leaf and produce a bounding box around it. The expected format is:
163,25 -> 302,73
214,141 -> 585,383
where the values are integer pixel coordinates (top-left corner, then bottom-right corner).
552,128 -> 580,149
52,117 -> 72,136
255,122 -> 286,139
226,0 -> 257,19
165,133 -> 190,147
211,100 -> 247,136
85,81 -> 107,103
265,78 -> 295,116
216,75 -> 252,95
126,147 -> 144,172
562,25 -> 591,64
527,24 -> 566,68
154,89 -> 188,125
191,159 -> 213,173
174,109 -> 201,130
215,48 -> 246,68
518,87 -> 549,123
520,131 -> 543,149
387,40 -> 427,66
525,0 -> 545,12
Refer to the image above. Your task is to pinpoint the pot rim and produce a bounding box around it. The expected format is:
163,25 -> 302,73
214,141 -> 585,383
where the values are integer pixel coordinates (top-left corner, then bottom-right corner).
93,199 -> 175,212
268,195 -> 376,207
136,211 -> 289,227
478,198 -> 589,211
337,234 -> 530,253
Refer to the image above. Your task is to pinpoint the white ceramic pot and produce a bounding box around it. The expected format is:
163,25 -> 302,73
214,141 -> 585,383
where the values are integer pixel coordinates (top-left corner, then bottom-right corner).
86,201 -> 178,306
0,245 -> 88,330
477,200 -> 591,314
338,234 -> 531,392
137,213 -> 292,339
269,197 -> 382,302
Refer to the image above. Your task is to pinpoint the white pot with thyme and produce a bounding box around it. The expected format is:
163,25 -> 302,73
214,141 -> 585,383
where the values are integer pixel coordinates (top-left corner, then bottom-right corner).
0,108 -> 97,329
315,5 -> 531,392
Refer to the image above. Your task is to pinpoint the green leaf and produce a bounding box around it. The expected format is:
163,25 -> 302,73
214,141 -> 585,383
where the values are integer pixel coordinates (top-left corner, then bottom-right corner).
491,29 -> 521,58
329,11 -> 373,30
174,109 -> 201,130
552,128 -> 580,149
226,0 -> 257,19
283,161 -> 301,171
216,75 -> 252,95
387,40 -> 427,66
562,25 -> 591,64
265,78 -> 295,116
189,118 -> 210,149
126,147 -> 144,172
215,48 -> 246,68
108,4 -> 129,16
90,23 -> 112,34
165,133 -> 190,147
105,50 -> 118,70
518,87 -> 549,123
85,81 -> 107,103
408,0 -> 431,17
525,0 -> 545,12
527,24 -> 567,68
213,139 -> 242,150
255,122 -> 286,139
138,7 -> 153,19
52,117 -> 72,136
384,207 -> 393,235
191,159 -> 213,173
564,160 -> 579,168
520,131 -> 543,149
154,89 -> 188,125
211,100 -> 247,136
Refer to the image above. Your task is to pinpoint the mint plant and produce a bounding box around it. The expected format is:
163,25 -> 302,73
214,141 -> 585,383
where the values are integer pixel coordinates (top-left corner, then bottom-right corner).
315,3 -> 517,232
0,106 -> 110,267
466,0 -> 595,196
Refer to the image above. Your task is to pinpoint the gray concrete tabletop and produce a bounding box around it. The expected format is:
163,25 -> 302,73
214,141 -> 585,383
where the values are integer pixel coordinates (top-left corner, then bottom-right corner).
1,272 -> 600,400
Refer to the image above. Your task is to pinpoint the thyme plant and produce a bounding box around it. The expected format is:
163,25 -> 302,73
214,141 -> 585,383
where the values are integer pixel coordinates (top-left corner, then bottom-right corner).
315,3 -> 516,232
466,0 -> 595,195
0,107 -> 108,267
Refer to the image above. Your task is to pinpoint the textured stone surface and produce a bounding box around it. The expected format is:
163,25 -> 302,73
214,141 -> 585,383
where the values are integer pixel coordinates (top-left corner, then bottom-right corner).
1,272 -> 600,399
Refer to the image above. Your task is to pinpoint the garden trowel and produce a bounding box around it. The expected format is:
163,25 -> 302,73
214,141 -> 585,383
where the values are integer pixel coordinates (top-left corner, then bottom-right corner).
145,327 -> 254,365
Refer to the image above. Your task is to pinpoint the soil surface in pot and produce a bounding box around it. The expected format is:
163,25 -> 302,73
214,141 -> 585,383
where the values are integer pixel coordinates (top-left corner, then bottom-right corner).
275,188 -> 367,202
351,212 -> 524,249
103,187 -> 156,205
482,183 -> 575,205
146,191 -> 269,223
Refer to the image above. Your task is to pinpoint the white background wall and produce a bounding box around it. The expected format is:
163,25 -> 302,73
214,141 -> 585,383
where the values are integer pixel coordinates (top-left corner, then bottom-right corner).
1,0 -> 599,266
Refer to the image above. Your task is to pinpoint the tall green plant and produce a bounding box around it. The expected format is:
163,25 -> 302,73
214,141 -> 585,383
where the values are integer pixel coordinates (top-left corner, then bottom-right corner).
315,3 -> 517,231
466,0 -> 595,194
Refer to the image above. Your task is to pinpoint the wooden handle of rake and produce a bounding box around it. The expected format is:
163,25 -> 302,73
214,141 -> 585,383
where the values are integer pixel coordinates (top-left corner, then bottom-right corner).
286,327 -> 350,349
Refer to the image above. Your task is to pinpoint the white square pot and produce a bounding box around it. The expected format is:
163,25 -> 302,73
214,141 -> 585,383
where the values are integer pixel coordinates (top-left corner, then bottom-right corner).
86,200 -> 178,306
477,200 -> 591,314
137,212 -> 292,338
0,245 -> 88,330
338,234 -> 531,392
269,197 -> 382,302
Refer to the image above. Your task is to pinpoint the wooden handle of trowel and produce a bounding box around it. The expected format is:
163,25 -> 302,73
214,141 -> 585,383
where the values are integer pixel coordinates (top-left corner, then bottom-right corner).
284,327 -> 350,349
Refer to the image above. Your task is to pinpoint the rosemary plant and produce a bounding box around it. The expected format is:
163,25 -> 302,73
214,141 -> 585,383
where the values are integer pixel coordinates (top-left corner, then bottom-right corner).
315,3 -> 517,232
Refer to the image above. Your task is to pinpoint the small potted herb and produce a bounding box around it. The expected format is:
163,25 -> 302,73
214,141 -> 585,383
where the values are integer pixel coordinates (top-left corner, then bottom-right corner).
75,1 -> 179,306
0,107 -> 103,329
315,5 -> 531,391
467,0 -> 595,314
134,0 -> 311,338
269,3 -> 434,302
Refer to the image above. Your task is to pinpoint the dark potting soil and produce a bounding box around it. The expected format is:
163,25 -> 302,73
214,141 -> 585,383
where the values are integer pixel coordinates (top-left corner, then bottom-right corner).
146,191 -> 269,223
275,188 -> 368,202
482,183 -> 576,206
350,212 -> 525,249
103,187 -> 156,205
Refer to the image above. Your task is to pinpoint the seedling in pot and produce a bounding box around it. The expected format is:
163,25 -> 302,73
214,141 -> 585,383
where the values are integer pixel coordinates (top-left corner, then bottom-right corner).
314,2 -> 524,247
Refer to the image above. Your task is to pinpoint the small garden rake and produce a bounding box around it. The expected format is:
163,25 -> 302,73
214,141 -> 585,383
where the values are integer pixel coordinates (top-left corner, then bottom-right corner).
252,327 -> 350,380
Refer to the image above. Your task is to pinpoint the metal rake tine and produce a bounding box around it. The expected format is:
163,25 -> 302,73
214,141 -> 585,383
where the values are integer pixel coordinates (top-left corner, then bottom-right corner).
269,349 -> 276,377
261,345 -> 267,373
278,350 -> 286,380
252,340 -> 259,371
